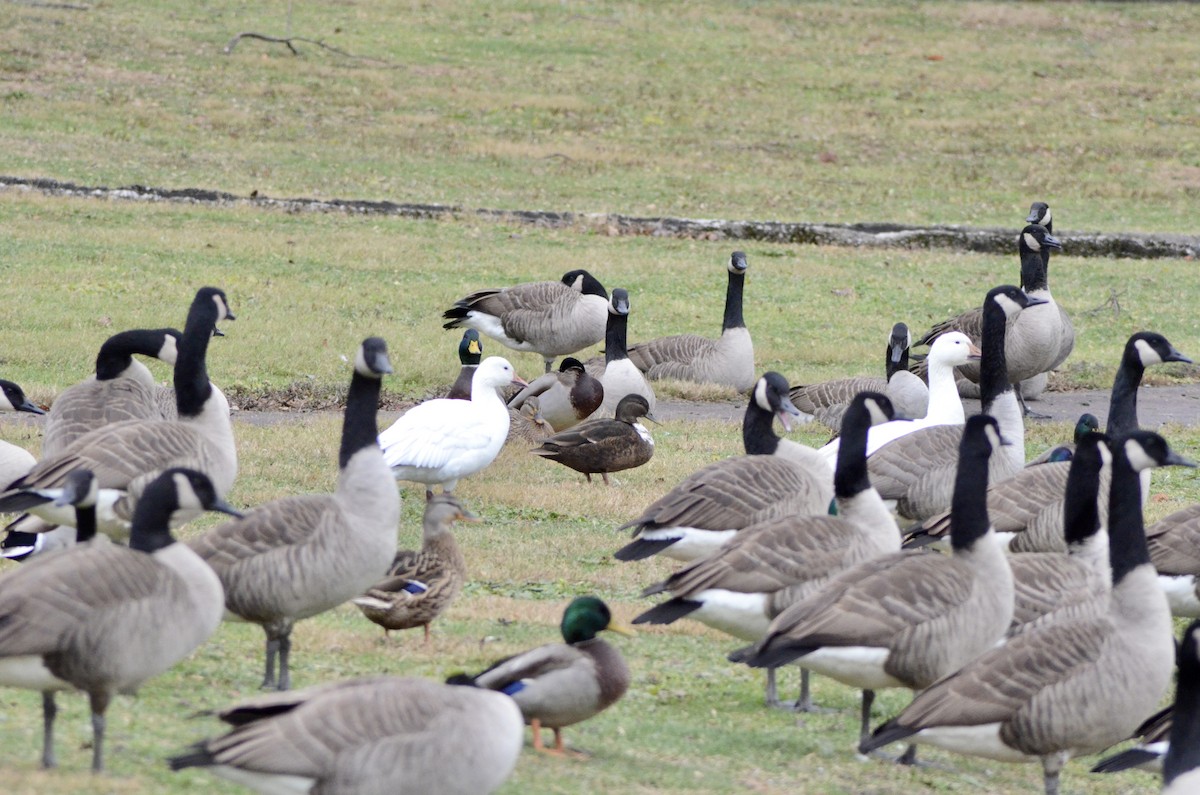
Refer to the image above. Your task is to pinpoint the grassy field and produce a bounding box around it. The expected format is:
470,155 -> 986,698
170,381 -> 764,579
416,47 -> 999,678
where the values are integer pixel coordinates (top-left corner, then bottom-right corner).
3,0 -> 1200,792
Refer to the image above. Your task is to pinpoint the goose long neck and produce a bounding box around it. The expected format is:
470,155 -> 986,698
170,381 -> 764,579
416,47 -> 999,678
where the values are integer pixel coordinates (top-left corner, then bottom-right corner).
1165,633 -> 1200,786
833,407 -> 871,499
128,483 -> 176,554
885,343 -> 909,380
741,402 -> 780,455
1106,352 -> 1143,437
979,302 -> 1012,411
95,330 -> 146,380
340,370 -> 382,470
949,442 -> 992,553
174,305 -> 217,418
75,504 -> 97,544
1062,447 -> 1103,547
1107,450 -> 1151,585
1019,241 -> 1049,293
605,312 -> 629,363
722,269 -> 746,331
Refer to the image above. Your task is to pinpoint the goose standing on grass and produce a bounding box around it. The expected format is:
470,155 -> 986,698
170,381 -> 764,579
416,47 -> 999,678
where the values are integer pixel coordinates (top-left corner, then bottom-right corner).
625,250 -> 755,392
614,372 -> 833,563
586,288 -> 656,416
865,285 -> 1042,523
0,378 -> 45,488
446,596 -> 631,756
447,329 -> 483,400
791,322 -> 928,432
353,494 -> 476,642
0,468 -> 239,771
859,432 -> 1191,795
191,338 -> 399,691
633,392 -> 900,711
507,356 -> 604,432
0,287 -> 236,538
816,331 -> 979,467
530,393 -> 655,485
442,269 -> 608,373
731,415 -> 1015,754
904,331 -> 1192,553
41,327 -> 182,457
380,356 -> 524,496
169,676 -> 524,795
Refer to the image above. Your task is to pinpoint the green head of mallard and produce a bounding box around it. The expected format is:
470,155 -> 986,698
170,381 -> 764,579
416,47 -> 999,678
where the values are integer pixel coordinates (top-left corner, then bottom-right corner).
561,596 -> 634,644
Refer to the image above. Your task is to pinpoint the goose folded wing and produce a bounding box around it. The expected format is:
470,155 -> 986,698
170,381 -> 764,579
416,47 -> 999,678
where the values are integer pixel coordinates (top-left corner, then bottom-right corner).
627,334 -> 713,372
189,495 -> 336,567
1148,506 -> 1200,575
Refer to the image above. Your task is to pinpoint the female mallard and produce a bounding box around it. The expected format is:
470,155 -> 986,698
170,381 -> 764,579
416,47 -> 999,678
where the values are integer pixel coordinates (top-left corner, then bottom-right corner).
448,596 -> 632,756
530,393 -> 654,484
353,495 -> 477,642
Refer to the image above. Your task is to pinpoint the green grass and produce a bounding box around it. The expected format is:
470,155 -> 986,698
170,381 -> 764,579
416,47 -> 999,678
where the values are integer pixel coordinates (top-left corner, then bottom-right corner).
3,1 -> 1200,232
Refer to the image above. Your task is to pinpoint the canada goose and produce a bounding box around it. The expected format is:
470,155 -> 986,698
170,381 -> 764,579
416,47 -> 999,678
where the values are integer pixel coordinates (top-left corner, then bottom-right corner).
905,331 -> 1191,552
507,356 -> 604,432
917,222 -> 1068,415
634,392 -> 900,710
614,372 -> 833,563
586,288 -> 656,416
169,676 -> 524,795
506,396 -> 553,445
190,338 -> 398,691
0,467 -> 104,560
41,327 -> 182,458
625,250 -> 755,391
1164,626 -> 1200,794
0,467 -> 239,771
865,285 -> 1043,522
352,494 -> 476,642
447,329 -> 483,400
442,268 -> 608,373
1147,503 -> 1200,617
446,596 -> 631,756
817,331 -> 980,466
0,378 -> 45,490
530,393 -> 654,484
1092,705 -> 1172,775
1025,412 -> 1099,466
0,287 -> 236,537
730,415 -> 1015,749
859,432 -> 1191,795
1024,201 -> 1074,376
379,356 -> 524,496
791,322 -> 928,431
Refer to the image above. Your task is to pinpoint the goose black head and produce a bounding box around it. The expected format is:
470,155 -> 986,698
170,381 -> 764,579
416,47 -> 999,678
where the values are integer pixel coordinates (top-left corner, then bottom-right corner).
752,372 -> 802,432
0,379 -> 44,415
562,269 -> 608,299
355,337 -> 394,379
986,284 -> 1047,317
609,288 -> 630,316
1025,201 -> 1052,231
728,251 -> 749,274
1128,332 -> 1192,368
1019,223 -> 1062,253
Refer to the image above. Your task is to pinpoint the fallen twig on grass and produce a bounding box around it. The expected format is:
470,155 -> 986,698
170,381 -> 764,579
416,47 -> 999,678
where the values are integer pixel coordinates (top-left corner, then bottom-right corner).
223,32 -> 402,68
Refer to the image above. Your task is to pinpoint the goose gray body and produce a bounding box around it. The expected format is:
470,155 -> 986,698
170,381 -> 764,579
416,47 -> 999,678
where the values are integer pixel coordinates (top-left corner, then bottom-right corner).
530,393 -> 654,484
626,251 -> 755,391
42,327 -> 181,458
586,288 -> 656,416
170,676 -> 523,795
443,269 -> 608,372
507,357 -> 604,432
190,338 -> 399,690
1147,503 -> 1200,617
0,468 -> 236,771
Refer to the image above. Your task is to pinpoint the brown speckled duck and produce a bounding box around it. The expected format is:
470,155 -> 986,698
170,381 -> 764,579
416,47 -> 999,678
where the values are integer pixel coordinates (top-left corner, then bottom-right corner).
352,495 -> 476,642
506,396 -> 553,446
530,394 -> 654,484
447,596 -> 632,756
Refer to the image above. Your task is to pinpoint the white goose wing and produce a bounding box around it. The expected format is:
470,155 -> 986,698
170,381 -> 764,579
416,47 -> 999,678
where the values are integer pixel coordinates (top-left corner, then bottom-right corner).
379,399 -> 502,470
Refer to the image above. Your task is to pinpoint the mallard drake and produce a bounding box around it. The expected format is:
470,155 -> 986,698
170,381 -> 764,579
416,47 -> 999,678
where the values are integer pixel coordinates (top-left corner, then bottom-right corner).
170,676 -> 523,795
507,357 -> 604,432
447,596 -> 632,756
1025,412 -> 1099,466
626,250 -> 755,391
353,494 -> 476,641
530,393 -> 654,485
447,329 -> 483,400
442,269 -> 608,373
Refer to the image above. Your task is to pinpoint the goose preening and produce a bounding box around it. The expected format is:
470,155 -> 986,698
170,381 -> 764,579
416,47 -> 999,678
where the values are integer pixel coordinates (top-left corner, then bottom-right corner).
530,393 -> 655,485
634,392 -> 900,710
0,378 -> 45,491
41,327 -> 182,458
614,372 -> 833,563
0,287 -> 236,538
352,494 -> 476,641
625,250 -> 756,392
865,285 -> 1042,523
380,356 -> 524,496
859,432 -> 1192,795
190,337 -> 399,691
817,331 -> 979,466
169,676 -> 524,795
507,356 -> 604,432
585,288 -> 656,416
442,268 -> 608,373
904,331 -> 1192,553
731,415 -> 1014,752
447,329 -> 483,400
446,596 -> 631,756
0,468 -> 239,771
790,322 -> 928,432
